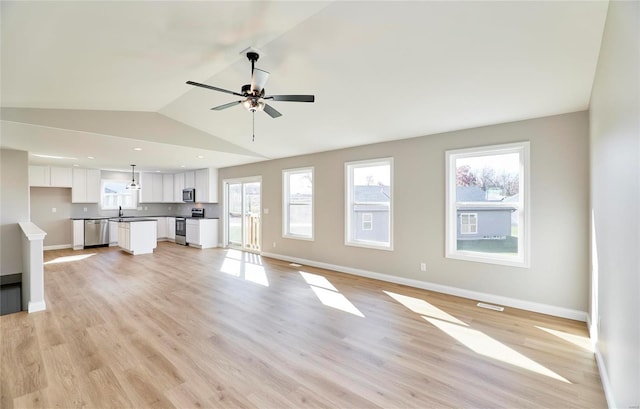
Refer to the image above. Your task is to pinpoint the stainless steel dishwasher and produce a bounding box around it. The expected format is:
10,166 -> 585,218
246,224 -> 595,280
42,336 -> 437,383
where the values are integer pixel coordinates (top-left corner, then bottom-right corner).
84,219 -> 109,248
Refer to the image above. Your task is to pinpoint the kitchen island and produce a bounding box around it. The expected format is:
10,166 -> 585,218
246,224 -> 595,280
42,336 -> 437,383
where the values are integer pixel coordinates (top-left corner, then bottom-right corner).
117,219 -> 157,255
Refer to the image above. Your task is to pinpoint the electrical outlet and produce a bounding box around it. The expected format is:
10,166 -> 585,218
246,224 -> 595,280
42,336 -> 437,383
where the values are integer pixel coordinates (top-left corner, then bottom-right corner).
52,207 -> 57,213
264,208 -> 269,215
273,242 -> 277,248
420,262 -> 427,272
83,207 -> 87,212
168,206 -> 172,210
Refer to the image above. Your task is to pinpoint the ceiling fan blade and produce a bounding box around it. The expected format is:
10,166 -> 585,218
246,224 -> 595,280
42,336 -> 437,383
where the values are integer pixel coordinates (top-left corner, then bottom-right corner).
265,95 -> 315,103
263,104 -> 282,118
211,101 -> 242,111
251,68 -> 270,93
186,81 -> 244,97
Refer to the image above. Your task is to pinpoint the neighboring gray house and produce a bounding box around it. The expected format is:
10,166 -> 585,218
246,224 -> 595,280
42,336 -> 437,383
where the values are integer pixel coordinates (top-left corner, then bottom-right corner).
456,186 -> 516,240
352,185 -> 390,243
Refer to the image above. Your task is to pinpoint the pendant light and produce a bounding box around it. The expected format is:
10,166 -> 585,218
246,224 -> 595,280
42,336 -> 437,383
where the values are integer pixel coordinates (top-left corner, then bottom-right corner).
125,164 -> 140,190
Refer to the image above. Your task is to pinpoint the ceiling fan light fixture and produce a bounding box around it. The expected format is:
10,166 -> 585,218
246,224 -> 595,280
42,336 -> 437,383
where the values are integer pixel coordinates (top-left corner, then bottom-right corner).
243,99 -> 264,112
125,164 -> 140,190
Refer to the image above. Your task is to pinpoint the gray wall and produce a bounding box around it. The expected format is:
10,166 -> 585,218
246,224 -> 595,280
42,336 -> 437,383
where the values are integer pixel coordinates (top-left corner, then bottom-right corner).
30,187 -> 72,248
1,149 -> 29,276
589,1 -> 640,407
220,111 -> 590,312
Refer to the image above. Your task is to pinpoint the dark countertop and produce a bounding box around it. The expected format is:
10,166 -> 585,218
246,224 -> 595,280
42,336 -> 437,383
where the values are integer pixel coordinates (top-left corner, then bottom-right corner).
112,218 -> 158,223
72,216 -> 219,220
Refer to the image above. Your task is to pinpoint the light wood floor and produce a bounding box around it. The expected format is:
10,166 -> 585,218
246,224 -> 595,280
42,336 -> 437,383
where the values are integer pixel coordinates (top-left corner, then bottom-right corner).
2,242 -> 606,408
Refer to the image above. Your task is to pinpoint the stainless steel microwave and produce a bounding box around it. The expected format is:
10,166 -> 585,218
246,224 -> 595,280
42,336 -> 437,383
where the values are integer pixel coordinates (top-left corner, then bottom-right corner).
182,188 -> 195,202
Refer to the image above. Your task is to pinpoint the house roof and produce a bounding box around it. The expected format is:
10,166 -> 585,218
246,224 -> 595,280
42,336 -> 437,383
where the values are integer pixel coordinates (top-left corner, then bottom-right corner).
0,2 -> 609,172
355,186 -> 391,203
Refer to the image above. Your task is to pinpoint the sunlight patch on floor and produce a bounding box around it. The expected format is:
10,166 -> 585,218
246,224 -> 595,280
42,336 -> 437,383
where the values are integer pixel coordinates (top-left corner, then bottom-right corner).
245,263 -> 269,287
299,271 -> 338,291
536,326 -> 593,352
44,253 -> 96,264
384,291 -> 468,326
220,258 -> 241,277
300,271 -> 364,317
425,317 -> 571,383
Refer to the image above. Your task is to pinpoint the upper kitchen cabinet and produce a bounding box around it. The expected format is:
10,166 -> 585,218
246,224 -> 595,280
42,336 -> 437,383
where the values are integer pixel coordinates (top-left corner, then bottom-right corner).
184,171 -> 196,189
140,173 -> 164,203
195,168 -> 218,203
71,168 -> 100,203
174,173 -> 185,202
29,166 -> 72,187
162,174 -> 174,203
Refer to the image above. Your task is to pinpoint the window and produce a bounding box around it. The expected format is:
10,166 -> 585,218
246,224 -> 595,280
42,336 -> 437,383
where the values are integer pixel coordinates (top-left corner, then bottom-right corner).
283,167 -> 313,240
446,142 -> 530,267
346,158 -> 393,250
362,213 -> 373,231
460,213 -> 478,234
101,179 -> 138,210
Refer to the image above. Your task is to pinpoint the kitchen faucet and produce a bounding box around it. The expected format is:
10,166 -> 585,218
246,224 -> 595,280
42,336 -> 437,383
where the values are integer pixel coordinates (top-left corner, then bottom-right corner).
118,206 -> 123,217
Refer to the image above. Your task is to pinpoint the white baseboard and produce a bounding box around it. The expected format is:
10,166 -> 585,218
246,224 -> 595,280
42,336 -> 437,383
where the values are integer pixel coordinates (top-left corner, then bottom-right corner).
44,244 -> 72,251
260,251 -> 588,322
593,342 -> 616,409
28,300 -> 46,313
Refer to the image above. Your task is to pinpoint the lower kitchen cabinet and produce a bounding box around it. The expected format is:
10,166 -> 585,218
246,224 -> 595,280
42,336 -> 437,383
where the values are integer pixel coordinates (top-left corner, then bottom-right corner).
118,220 -> 157,255
186,218 -> 218,249
167,217 -> 176,241
72,220 -> 84,250
109,221 -> 118,246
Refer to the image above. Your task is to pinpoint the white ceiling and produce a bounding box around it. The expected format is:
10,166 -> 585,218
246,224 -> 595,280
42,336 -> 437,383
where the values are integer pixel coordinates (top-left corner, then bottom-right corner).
0,1 -> 609,173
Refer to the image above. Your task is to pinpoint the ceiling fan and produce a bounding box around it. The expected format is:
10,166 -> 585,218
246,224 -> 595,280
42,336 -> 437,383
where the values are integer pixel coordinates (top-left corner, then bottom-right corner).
186,51 -> 315,119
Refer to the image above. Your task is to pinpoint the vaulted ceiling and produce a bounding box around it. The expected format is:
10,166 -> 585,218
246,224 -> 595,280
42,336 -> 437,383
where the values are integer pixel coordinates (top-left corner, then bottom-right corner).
0,1 -> 609,173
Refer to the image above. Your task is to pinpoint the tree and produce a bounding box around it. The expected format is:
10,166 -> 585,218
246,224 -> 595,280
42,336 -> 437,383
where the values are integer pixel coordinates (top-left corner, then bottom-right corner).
456,165 -> 478,186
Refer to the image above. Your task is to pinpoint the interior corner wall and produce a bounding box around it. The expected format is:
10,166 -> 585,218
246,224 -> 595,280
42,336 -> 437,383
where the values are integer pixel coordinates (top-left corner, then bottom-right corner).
219,111 -> 590,314
1,148 -> 30,275
589,1 -> 640,408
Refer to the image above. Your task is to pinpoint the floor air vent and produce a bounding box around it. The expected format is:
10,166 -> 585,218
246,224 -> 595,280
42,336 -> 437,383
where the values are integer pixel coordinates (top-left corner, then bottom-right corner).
477,302 -> 504,312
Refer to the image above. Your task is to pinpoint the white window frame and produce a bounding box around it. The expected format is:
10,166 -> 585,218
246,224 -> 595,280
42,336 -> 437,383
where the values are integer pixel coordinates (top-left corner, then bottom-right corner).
345,157 -> 394,251
100,179 -> 138,210
460,212 -> 478,235
362,213 -> 373,231
445,142 -> 530,267
282,167 -> 314,241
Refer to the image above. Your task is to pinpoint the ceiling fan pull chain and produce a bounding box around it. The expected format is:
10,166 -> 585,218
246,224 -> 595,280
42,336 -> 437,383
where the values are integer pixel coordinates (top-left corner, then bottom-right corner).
252,111 -> 255,142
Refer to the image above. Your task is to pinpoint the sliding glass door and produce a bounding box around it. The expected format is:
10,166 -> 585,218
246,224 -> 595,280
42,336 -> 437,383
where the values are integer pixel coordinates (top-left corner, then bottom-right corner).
225,178 -> 261,252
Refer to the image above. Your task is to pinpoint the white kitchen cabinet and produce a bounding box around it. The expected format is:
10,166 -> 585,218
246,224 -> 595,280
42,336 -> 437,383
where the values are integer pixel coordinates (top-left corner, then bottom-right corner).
72,168 -> 100,203
162,174 -> 174,202
30,166 -> 72,187
118,220 -> 157,255
186,218 -> 218,249
109,221 -> 118,246
195,168 -> 218,203
140,173 -> 164,203
72,219 -> 84,250
184,171 -> 195,189
50,167 -> 73,187
140,173 -> 153,203
155,217 -> 167,240
29,166 -> 50,187
118,222 -> 130,251
174,173 -> 185,202
166,217 -> 176,240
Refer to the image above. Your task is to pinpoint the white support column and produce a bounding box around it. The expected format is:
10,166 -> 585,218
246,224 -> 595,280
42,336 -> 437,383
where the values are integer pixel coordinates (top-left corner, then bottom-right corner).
19,222 -> 47,313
